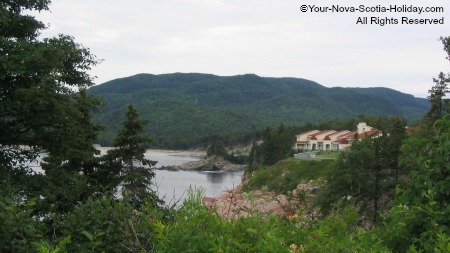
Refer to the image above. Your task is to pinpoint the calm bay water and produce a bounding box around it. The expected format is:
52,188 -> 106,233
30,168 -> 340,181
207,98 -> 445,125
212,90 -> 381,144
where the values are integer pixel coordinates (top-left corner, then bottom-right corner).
27,151 -> 244,205
146,153 -> 244,205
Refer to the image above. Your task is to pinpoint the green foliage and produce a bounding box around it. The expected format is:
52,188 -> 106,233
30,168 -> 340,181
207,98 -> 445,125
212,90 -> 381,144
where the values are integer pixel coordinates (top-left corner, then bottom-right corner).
0,195 -> 46,253
1,2 -> 447,252
33,236 -> 71,253
88,73 -> 429,149
36,91 -> 106,214
0,0 -> 103,213
155,189 -> 390,252
48,196 -> 164,253
243,158 -> 333,194
106,105 -> 160,208
316,138 -> 376,215
206,135 -> 248,164
286,206 -> 390,252
423,36 -> 450,126
380,39 -> 450,251
382,115 -> 450,252
317,116 -> 407,222
314,151 -> 340,159
248,124 -> 296,166
0,186 -> 392,253
1,192 -> 171,253
207,135 -> 228,157
156,187 -> 294,252
424,72 -> 450,125
0,1 -> 100,152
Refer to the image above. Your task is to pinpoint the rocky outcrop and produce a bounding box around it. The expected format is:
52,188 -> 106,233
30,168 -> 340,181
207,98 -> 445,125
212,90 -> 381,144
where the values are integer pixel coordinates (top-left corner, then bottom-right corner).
155,166 -> 180,171
203,181 -> 319,220
176,156 -> 245,172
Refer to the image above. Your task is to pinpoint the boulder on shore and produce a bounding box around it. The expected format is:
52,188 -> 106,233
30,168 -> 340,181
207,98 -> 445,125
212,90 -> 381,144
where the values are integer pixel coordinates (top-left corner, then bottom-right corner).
202,181 -> 319,220
176,155 -> 245,172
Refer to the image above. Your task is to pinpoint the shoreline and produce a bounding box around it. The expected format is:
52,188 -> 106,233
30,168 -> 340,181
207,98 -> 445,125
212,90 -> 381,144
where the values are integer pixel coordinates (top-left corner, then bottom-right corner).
145,149 -> 206,157
94,146 -> 206,157
93,146 -> 245,172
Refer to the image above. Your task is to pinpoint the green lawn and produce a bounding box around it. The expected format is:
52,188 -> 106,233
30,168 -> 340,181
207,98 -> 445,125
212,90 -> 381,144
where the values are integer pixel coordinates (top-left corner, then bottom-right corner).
315,151 -> 341,159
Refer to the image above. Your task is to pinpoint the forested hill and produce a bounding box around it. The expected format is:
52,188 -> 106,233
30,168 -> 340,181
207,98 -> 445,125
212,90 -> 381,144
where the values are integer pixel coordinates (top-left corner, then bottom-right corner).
88,73 -> 429,148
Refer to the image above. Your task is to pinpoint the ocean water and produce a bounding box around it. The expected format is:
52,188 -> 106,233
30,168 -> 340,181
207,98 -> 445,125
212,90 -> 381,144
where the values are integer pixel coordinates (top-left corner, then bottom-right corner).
153,169 -> 244,205
146,153 -> 243,205
27,152 -> 244,205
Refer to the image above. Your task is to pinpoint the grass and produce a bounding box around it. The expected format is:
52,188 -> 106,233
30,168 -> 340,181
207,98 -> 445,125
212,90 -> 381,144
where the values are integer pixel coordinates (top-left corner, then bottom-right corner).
315,151 -> 341,159
243,158 -> 335,194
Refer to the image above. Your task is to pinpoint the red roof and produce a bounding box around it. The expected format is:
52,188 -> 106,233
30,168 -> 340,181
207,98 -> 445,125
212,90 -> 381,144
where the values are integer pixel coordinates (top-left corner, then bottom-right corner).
332,130 -> 350,136
309,130 -> 335,139
339,139 -> 349,144
298,129 -> 319,136
358,130 -> 378,139
338,131 -> 357,140
323,130 -> 349,141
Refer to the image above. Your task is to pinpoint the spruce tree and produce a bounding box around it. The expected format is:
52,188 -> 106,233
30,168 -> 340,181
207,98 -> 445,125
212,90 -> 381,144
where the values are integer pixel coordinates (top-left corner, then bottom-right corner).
424,37 -> 450,126
107,105 -> 159,208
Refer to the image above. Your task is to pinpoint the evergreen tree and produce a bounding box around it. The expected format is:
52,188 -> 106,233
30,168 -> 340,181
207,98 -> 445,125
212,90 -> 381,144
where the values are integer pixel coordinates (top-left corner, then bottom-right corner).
0,0 -> 101,201
316,138 -> 376,216
317,116 -> 407,222
206,135 -> 228,158
38,90 -> 105,207
107,105 -> 159,208
383,37 -> 450,251
424,37 -> 450,126
248,125 -> 295,166
247,141 -> 263,167
261,127 -> 278,165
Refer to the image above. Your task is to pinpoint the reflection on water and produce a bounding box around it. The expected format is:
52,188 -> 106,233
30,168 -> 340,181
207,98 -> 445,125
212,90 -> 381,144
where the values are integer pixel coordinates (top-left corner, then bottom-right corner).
153,169 -> 243,205
145,153 -> 244,204
205,171 -> 226,184
26,151 -> 244,205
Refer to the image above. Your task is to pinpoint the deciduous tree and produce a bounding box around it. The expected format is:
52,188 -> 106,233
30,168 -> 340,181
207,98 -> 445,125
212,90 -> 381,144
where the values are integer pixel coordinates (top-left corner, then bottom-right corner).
383,115 -> 450,252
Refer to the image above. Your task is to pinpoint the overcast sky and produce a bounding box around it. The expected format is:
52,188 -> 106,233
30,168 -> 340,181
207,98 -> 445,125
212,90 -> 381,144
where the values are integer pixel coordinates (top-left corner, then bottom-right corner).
34,0 -> 450,98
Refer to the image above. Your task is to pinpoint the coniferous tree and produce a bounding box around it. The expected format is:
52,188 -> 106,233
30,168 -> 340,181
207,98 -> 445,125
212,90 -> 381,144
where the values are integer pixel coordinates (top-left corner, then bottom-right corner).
206,135 -> 228,158
424,37 -> 450,126
386,116 -> 407,184
107,105 -> 160,208
317,116 -> 407,222
261,127 -> 277,165
247,141 -> 263,167
316,138 -> 376,215
37,90 -> 106,213
246,125 -> 296,167
0,1 -> 102,203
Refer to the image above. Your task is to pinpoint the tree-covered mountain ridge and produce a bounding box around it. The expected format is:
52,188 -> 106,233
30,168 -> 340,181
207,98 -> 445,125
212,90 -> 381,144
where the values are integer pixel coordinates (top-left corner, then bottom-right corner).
88,73 -> 429,148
